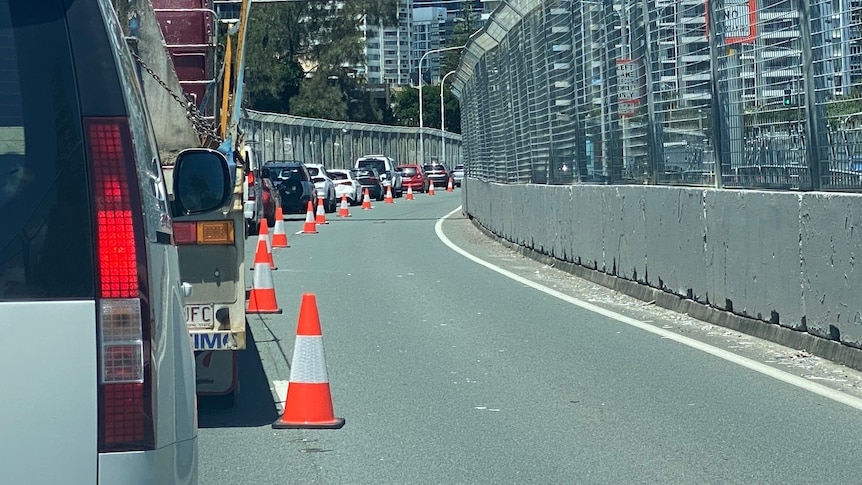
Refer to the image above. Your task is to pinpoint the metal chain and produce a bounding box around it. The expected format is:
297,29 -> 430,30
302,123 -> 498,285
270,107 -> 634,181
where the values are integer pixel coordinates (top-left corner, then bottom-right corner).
131,51 -> 223,145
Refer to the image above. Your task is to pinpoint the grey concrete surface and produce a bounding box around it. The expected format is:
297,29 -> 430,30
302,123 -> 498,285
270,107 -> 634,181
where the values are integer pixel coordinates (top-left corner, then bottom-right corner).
462,179 -> 862,370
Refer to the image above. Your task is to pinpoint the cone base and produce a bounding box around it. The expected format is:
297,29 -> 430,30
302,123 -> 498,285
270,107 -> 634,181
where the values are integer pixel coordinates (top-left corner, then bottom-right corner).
272,417 -> 345,429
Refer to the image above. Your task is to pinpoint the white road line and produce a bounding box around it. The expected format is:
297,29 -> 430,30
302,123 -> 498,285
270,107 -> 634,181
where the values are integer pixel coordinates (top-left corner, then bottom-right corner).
436,206 -> 862,412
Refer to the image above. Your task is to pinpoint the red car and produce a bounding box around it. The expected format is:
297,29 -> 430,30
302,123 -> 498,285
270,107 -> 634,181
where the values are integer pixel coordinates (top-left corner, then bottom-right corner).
397,164 -> 429,193
260,177 -> 281,228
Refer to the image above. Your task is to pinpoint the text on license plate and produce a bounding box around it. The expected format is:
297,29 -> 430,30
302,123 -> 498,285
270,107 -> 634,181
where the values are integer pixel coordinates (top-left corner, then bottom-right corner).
185,305 -> 214,328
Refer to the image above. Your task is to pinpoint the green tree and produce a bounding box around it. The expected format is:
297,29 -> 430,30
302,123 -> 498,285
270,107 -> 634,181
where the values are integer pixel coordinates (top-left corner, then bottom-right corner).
243,0 -> 398,122
289,69 -> 347,120
244,3 -> 305,113
391,86 -> 420,127
441,3 -> 481,75
390,83 -> 459,133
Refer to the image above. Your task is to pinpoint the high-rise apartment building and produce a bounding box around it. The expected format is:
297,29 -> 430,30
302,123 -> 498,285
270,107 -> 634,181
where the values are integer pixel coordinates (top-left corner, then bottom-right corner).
360,0 -> 414,86
360,0 -> 486,88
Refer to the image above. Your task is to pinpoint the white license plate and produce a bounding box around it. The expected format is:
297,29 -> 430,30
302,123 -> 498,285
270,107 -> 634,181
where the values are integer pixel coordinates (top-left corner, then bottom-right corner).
185,304 -> 214,328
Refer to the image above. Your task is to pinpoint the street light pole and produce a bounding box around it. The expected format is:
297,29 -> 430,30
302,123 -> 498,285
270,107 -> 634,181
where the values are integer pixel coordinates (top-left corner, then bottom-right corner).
418,45 -> 465,165
440,70 -> 456,164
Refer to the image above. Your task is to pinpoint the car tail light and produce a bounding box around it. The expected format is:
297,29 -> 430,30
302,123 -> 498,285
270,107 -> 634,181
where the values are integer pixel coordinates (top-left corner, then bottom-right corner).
247,172 -> 256,201
173,220 -> 235,245
84,117 -> 154,451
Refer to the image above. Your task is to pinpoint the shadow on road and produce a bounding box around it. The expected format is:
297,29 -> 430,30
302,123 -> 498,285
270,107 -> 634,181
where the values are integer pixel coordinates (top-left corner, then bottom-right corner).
197,325 -> 279,428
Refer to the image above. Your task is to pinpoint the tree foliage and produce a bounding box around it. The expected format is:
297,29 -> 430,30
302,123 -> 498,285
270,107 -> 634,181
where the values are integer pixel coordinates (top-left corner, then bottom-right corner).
242,0 -> 464,128
390,84 -> 460,133
441,4 -> 481,76
244,0 -> 398,122
243,3 -> 305,113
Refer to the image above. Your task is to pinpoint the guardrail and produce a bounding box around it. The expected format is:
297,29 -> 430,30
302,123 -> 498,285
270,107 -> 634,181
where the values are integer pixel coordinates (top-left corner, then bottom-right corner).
241,109 -> 463,169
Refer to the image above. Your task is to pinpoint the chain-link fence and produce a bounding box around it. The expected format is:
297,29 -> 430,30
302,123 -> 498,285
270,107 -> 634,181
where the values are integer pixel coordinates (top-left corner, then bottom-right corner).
451,0 -> 862,190
240,109 -> 463,170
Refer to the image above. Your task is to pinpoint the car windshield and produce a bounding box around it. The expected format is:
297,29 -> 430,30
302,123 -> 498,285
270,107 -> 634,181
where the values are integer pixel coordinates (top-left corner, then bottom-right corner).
329,171 -> 348,181
307,167 -> 321,176
400,167 -> 417,176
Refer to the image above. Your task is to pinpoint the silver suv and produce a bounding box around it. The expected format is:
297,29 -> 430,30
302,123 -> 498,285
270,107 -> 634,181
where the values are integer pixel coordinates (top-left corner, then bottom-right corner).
0,1 -> 231,483
355,155 -> 403,197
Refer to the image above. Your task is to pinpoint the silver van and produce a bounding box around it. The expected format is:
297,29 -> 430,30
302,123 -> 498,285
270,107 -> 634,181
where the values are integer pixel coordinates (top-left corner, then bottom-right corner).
0,1 -> 230,483
355,155 -> 403,197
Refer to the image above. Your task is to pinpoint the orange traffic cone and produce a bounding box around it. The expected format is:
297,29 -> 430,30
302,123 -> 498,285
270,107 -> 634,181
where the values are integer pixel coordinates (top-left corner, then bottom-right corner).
361,188 -> 372,210
247,237 -> 282,314
406,185 -> 414,200
315,196 -> 328,224
428,181 -> 436,196
338,194 -> 351,218
302,200 -> 317,234
384,186 -> 394,204
447,177 -> 454,192
271,207 -> 289,248
272,293 -> 345,429
258,220 -> 276,270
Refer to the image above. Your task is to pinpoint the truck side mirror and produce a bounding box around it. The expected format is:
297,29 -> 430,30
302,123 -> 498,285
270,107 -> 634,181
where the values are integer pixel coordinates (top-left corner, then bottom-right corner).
172,148 -> 232,215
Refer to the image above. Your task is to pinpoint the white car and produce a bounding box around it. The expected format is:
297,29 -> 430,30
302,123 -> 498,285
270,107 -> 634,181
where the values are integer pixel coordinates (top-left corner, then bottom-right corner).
328,168 -> 364,205
241,143 -> 262,236
305,163 -> 337,213
0,1 -> 231,482
355,155 -> 403,197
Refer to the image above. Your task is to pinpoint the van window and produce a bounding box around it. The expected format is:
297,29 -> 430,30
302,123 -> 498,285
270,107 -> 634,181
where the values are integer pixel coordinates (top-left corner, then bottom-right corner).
0,1 -> 95,300
358,159 -> 386,173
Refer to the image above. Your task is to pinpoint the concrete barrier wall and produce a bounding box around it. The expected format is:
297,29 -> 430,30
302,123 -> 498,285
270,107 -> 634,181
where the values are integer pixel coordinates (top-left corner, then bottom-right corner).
463,179 -> 862,361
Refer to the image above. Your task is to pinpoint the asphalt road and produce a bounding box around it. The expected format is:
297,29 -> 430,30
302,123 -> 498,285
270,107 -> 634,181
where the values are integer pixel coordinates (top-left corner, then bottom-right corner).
198,189 -> 862,484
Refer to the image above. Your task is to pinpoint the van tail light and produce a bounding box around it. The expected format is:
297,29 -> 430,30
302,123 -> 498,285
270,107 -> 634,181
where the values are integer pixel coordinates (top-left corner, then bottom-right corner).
173,220 -> 235,245
247,172 -> 256,201
85,117 -> 154,452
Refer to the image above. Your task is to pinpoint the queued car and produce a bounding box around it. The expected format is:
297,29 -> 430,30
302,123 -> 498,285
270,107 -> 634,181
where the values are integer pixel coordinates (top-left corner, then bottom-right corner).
241,143 -> 263,237
262,161 -> 318,214
397,164 -> 429,193
260,176 -> 281,228
0,1 -> 221,482
423,162 -> 451,189
328,168 -> 364,205
451,164 -> 465,187
355,155 -> 403,197
305,163 -> 337,213
352,168 -> 385,201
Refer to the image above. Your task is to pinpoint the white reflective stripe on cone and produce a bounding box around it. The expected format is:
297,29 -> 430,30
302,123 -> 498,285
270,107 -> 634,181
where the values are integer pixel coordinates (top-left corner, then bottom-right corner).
290,335 -> 329,383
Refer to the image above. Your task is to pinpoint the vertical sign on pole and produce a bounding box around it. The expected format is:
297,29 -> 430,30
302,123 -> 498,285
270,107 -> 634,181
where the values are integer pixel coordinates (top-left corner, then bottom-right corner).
616,59 -> 640,117
705,0 -> 757,45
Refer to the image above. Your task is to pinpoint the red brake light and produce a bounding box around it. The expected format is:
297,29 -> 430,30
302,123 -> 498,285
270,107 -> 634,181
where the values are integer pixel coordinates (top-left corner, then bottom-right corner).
173,221 -> 235,245
173,221 -> 198,244
247,172 -> 256,200
85,117 -> 154,451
